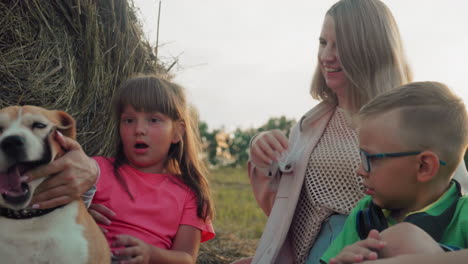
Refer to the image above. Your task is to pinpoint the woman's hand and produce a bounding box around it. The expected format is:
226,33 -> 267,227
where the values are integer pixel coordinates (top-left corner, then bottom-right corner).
250,129 -> 288,168
27,131 -> 98,209
88,203 -> 116,233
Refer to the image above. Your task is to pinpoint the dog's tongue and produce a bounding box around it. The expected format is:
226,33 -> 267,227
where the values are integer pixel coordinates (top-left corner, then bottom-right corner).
0,166 -> 24,194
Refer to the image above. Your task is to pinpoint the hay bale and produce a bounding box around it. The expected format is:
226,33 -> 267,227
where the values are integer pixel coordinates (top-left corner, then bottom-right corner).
0,2 -> 247,262
0,0 -> 168,156
198,231 -> 258,264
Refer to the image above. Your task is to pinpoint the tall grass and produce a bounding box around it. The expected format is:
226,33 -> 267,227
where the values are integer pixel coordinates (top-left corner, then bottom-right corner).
198,166 -> 267,263
211,166 -> 267,238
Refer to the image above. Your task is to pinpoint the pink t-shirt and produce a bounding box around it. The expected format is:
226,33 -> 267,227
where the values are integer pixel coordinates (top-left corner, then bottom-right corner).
92,157 -> 215,250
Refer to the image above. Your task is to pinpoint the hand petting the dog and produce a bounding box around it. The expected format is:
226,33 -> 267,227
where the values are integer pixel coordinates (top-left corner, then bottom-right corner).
329,230 -> 386,264
26,131 -> 98,209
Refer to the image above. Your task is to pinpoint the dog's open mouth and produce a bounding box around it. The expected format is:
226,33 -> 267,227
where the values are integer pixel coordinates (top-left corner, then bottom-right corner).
0,164 -> 34,205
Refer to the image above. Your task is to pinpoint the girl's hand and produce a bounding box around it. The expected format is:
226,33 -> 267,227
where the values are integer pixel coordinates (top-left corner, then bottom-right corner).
112,235 -> 151,264
88,203 -> 116,233
27,131 -> 98,209
250,129 -> 288,168
112,225 -> 199,264
330,230 -> 386,264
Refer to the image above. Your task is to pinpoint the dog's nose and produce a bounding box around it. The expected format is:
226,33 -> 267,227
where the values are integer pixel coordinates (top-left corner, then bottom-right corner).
1,135 -> 26,158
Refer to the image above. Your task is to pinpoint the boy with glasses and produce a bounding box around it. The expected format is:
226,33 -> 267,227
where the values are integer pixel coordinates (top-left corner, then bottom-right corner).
321,81 -> 468,264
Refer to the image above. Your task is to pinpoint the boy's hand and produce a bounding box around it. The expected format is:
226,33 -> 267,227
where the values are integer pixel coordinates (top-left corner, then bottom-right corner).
361,257 -> 403,264
329,230 -> 386,264
112,235 -> 152,264
361,259 -> 391,264
250,130 -> 288,168
88,203 -> 116,233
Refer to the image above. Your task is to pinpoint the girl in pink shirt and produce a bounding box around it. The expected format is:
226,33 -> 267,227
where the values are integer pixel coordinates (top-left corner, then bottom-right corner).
89,75 -> 215,264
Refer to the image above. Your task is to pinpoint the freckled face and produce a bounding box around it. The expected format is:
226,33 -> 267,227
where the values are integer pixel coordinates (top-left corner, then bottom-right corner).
119,105 -> 180,174
318,15 -> 349,99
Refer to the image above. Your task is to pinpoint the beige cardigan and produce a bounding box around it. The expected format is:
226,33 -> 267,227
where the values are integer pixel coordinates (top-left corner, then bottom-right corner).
250,102 -> 335,264
249,102 -> 468,264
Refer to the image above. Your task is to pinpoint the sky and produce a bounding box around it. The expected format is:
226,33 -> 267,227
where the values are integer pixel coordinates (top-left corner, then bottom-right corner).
133,0 -> 468,131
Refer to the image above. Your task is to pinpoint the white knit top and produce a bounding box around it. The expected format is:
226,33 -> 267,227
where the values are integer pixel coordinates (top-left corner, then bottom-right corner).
290,107 -> 364,263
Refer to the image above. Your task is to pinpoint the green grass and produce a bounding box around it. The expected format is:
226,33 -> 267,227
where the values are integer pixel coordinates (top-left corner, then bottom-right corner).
197,166 -> 267,263
210,166 -> 267,239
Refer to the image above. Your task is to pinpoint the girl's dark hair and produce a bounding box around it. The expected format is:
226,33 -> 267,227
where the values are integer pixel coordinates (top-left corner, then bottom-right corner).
111,75 -> 214,221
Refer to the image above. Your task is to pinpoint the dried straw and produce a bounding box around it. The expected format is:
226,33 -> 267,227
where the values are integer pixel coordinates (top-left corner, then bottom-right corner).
0,2 -> 253,262
0,0 -> 168,156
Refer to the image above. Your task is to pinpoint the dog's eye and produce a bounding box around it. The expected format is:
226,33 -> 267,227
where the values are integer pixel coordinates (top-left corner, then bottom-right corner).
32,122 -> 47,129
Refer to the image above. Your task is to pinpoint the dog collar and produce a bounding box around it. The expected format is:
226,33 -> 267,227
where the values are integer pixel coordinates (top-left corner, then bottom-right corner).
0,205 -> 64,219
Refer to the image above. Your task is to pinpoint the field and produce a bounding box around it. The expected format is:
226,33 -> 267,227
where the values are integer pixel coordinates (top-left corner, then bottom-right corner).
197,166 -> 267,263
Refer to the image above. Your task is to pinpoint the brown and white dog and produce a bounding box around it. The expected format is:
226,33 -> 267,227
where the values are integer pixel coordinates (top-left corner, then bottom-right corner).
0,105 -> 110,264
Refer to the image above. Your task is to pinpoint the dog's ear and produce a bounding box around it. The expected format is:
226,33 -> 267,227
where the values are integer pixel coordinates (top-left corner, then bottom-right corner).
55,111 -> 76,140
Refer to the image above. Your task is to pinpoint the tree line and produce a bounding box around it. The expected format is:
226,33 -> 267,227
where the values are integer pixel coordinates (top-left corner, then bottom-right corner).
200,116 -> 468,169
199,116 -> 296,167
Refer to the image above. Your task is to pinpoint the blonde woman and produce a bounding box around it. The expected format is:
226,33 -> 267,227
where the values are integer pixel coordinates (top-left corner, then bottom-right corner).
241,0 -> 468,263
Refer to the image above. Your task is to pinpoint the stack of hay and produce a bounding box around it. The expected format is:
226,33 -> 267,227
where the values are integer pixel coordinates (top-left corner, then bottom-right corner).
0,0 -> 167,156
0,2 -> 247,263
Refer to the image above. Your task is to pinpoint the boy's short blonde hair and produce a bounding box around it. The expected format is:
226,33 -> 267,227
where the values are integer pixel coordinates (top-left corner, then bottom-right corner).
358,81 -> 467,174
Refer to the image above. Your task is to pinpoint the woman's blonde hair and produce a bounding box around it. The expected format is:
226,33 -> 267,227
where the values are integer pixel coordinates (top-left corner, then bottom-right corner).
111,75 -> 214,221
311,0 -> 413,113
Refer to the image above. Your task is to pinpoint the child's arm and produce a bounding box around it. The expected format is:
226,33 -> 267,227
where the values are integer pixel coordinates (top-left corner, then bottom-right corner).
113,225 -> 201,264
361,249 -> 468,264
329,230 -> 386,264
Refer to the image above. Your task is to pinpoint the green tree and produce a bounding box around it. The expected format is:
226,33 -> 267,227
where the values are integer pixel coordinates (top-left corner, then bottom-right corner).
229,116 -> 296,167
257,116 -> 296,138
199,121 -> 219,166
228,128 -> 257,166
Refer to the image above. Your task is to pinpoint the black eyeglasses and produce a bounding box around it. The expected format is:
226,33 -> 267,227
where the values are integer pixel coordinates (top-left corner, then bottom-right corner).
359,149 -> 446,173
